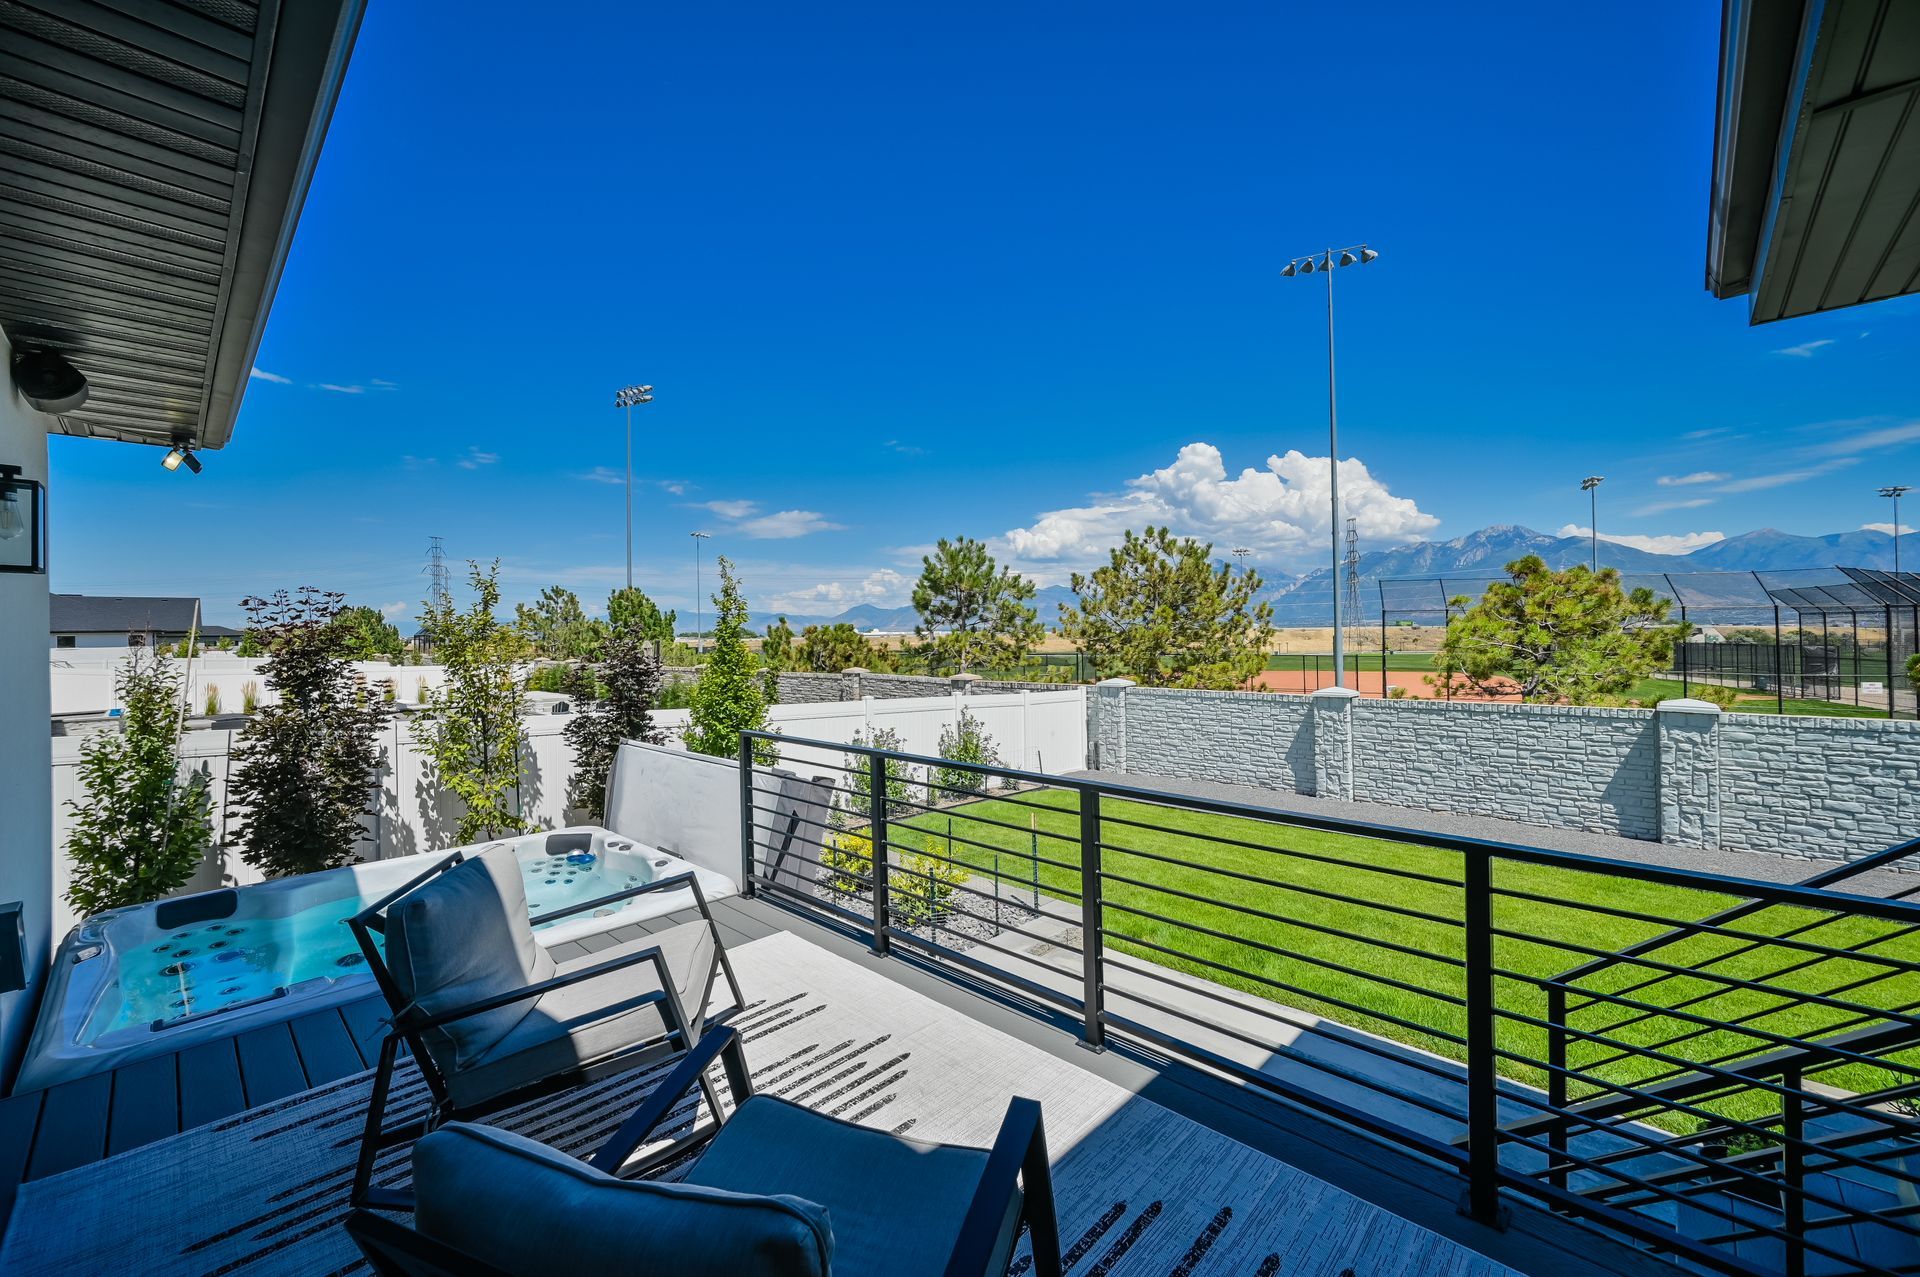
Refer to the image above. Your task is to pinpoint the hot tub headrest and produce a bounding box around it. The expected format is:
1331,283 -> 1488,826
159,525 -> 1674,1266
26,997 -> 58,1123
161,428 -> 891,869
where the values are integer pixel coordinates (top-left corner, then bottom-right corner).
154,890 -> 238,930
545,832 -> 594,857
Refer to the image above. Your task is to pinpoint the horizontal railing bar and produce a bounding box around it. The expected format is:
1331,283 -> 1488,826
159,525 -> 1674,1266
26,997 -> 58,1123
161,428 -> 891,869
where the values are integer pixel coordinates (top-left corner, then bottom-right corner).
1584,1109 -> 1920,1198
881,789 -> 1085,846
1497,969 -> 1920,1088
873,816 -> 1084,879
1100,858 -> 1464,932
1097,1007 -> 1474,1172
878,886 -> 1086,956
913,775 -> 1082,816
747,732 -> 1920,921
879,926 -> 1087,1017
1554,834 -> 1920,984
1493,886 -> 1920,971
1099,952 -> 1482,1096
753,879 -> 884,933
1100,886 -> 1469,973
1098,969 -> 1478,1127
1104,926 -> 1471,1046
1095,809 -> 1466,889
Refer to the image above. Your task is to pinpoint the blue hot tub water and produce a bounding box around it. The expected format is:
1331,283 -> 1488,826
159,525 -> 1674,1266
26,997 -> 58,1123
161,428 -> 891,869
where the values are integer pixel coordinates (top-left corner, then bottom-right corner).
97,844 -> 653,1038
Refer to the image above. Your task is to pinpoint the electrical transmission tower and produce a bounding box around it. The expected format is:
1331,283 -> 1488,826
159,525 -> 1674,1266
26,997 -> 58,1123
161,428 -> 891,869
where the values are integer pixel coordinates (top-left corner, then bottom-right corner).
1343,517 -> 1362,675
423,536 -> 451,612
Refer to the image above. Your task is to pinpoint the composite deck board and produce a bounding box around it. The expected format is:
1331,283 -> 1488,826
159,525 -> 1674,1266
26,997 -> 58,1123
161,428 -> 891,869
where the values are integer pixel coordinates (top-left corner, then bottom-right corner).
544,939 -> 590,963
337,995 -> 392,1066
176,1038 -> 245,1130
0,1092 -> 42,1225
24,1072 -> 110,1181
104,1053 -> 178,1156
573,932 -> 619,954
289,1009 -> 364,1086
234,1024 -> 307,1108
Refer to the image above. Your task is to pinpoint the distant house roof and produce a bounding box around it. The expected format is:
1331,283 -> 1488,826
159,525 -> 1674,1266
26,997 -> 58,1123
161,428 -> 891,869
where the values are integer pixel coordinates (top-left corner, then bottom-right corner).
50,594 -> 200,635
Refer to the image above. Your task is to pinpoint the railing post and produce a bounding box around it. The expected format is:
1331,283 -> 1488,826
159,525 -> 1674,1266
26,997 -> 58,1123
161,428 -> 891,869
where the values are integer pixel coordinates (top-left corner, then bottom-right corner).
737,733 -> 757,897
869,750 -> 890,958
1782,1067 -> 1805,1277
1546,982 -> 1568,1192
1461,851 -> 1505,1226
1079,786 -> 1105,1050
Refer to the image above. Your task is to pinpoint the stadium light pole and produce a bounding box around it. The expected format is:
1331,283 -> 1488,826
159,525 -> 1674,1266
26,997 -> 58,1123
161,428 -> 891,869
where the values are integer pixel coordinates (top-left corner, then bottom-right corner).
1281,243 -> 1378,688
690,530 -> 711,656
1582,476 -> 1605,571
613,385 -> 655,590
1881,485 -> 1912,576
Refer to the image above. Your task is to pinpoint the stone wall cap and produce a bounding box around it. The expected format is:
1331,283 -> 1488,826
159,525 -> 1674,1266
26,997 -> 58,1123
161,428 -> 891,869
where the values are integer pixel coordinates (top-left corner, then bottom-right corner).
1095,677 -> 1135,687
1309,686 -> 1363,701
1656,698 -> 1724,714
949,672 -> 984,683
840,666 -> 869,675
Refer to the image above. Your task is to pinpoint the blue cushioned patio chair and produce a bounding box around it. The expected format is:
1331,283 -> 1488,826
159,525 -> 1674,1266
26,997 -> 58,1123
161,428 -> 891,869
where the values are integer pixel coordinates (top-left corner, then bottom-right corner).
344,1024 -> 1063,1277
345,840 -> 744,1208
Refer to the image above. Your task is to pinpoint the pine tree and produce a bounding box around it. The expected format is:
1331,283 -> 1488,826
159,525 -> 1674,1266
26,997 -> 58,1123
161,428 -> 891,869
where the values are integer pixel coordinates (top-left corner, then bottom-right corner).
911,536 -> 1042,674
683,557 -> 777,762
564,635 -> 667,820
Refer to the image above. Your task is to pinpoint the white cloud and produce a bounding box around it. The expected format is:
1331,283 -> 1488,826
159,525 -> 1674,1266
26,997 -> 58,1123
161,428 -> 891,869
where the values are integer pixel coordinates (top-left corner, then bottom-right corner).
1656,471 -> 1726,487
380,601 -> 409,619
885,440 -> 926,456
657,480 -> 690,496
370,378 -> 398,389
1556,525 -> 1726,555
575,466 -> 625,484
249,367 -> 291,384
1716,458 -> 1857,492
736,509 -> 846,539
1807,420 -> 1920,457
317,382 -> 366,395
996,443 -> 1438,577
1634,497 -> 1714,516
456,448 -> 499,470
697,499 -> 761,520
1863,522 -> 1916,537
1681,426 -> 1734,441
1773,339 -> 1835,358
766,568 -> 913,616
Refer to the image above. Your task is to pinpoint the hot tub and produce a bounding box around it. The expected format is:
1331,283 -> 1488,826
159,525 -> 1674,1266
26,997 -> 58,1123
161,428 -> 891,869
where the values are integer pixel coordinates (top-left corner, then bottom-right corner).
15,827 -> 735,1093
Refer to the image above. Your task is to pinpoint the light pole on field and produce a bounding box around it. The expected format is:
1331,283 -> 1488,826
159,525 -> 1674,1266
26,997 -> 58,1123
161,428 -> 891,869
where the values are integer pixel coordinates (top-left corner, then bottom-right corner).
690,530 -> 711,656
1281,242 -> 1378,688
1582,476 -> 1605,571
613,385 -> 654,590
1881,485 -> 1911,576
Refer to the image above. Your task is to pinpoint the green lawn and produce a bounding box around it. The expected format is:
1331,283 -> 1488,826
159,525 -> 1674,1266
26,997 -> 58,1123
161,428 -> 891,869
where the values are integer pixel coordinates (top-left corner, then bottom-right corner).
884,790 -> 1920,1130
1628,677 -> 1893,719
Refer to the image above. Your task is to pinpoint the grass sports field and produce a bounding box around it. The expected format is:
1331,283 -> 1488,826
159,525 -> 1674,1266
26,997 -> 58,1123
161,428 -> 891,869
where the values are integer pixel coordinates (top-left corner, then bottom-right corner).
883,788 -> 1918,1128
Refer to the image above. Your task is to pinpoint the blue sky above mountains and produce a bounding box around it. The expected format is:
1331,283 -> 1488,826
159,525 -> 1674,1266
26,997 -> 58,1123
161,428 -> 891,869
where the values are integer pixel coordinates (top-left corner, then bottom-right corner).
46,2 -> 1920,627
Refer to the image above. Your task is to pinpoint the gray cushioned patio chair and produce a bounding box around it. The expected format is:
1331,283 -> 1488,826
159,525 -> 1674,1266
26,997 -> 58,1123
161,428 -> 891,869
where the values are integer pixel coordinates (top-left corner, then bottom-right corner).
345,1024 -> 1062,1277
346,842 -> 744,1208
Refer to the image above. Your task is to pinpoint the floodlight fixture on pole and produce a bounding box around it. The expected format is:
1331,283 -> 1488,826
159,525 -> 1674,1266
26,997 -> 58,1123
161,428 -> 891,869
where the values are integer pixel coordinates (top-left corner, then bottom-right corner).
1281,242 -> 1378,689
690,530 -> 711,656
1882,484 -> 1913,576
1581,476 -> 1605,571
613,384 -> 655,591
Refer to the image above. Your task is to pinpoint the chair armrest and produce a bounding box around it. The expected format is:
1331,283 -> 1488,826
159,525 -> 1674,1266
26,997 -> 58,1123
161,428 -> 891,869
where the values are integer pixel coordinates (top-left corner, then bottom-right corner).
944,1097 -> 1059,1277
397,944 -> 678,1031
346,1207 -> 516,1277
528,870 -> 702,927
586,1025 -> 755,1173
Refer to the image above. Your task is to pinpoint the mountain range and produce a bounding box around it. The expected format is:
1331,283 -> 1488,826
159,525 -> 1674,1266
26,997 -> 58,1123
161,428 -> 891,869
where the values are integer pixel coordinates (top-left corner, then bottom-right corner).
750,525 -> 1910,632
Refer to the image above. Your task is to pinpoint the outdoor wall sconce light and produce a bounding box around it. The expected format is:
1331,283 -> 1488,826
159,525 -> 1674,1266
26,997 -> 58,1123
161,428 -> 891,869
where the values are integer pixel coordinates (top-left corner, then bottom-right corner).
0,463 -> 46,574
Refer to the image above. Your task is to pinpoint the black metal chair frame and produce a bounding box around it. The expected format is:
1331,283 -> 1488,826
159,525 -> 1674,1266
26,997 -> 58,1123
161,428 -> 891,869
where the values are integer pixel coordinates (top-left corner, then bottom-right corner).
344,848 -> 746,1209
345,1025 -> 1064,1277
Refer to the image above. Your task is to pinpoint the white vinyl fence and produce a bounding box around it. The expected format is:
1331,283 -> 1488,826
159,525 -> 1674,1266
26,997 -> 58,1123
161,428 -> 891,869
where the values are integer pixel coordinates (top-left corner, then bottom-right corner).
653,687 -> 1089,788
47,688 -> 1087,942
51,651 -> 446,717
49,714 -> 577,944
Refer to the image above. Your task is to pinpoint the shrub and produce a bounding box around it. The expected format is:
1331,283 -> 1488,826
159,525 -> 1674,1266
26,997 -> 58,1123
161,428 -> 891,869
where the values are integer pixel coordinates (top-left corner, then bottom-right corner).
1693,683 -> 1740,710
821,829 -> 873,897
412,562 -> 534,843
240,679 -> 260,713
895,833 -> 969,927
564,636 -> 667,821
228,589 -> 390,877
844,726 -> 913,821
682,558 -> 777,763
203,684 -> 221,716
415,675 -> 429,704
64,650 -> 214,917
930,708 -> 1001,798
524,662 -> 573,693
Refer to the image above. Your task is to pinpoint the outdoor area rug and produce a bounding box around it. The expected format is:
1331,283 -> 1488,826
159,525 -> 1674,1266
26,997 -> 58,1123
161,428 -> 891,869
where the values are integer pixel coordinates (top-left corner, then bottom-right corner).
0,930 -> 1515,1276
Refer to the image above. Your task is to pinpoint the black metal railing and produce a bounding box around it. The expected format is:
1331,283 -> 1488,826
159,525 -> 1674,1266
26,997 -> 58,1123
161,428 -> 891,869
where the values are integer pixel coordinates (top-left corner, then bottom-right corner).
738,731 -> 1920,1277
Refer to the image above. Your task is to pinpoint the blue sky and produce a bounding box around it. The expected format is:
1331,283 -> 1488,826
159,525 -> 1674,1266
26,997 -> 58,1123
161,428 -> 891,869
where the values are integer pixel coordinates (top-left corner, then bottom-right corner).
48,2 -> 1920,627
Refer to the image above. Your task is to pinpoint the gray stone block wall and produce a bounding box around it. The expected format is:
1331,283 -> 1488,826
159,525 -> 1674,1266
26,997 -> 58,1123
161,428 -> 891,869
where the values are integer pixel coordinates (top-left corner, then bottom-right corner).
1350,699 -> 1659,840
1085,686 -> 1920,864
1718,714 -> 1920,862
1105,685 -> 1315,793
666,668 -> 1063,705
